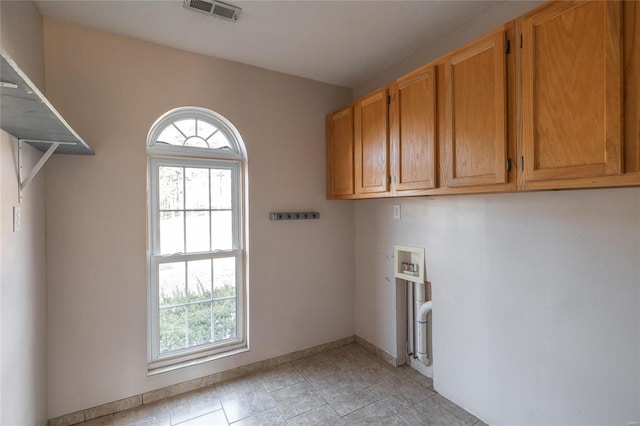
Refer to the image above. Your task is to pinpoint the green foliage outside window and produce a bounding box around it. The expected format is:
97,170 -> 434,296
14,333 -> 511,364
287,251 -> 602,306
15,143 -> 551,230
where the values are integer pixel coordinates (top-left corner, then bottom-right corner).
159,281 -> 237,354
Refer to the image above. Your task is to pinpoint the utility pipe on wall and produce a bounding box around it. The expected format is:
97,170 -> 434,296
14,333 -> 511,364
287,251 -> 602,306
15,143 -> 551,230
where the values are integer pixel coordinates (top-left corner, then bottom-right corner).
407,280 -> 414,356
417,300 -> 432,365
414,282 -> 432,366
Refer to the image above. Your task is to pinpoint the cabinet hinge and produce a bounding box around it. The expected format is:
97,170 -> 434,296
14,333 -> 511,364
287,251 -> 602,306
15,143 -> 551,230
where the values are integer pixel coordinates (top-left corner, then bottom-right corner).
506,158 -> 512,173
520,34 -> 523,48
521,156 -> 524,172
387,176 -> 392,184
387,95 -> 391,105
505,39 -> 511,54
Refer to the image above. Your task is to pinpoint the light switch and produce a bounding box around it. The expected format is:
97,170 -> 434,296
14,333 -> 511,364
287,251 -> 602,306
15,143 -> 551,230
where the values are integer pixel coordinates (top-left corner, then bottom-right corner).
13,206 -> 21,232
393,204 -> 401,219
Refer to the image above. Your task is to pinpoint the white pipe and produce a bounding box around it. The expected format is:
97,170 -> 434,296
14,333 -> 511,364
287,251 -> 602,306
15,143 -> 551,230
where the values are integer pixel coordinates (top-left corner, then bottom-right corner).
407,281 -> 414,357
417,300 -> 432,365
414,282 -> 425,361
415,282 -> 425,303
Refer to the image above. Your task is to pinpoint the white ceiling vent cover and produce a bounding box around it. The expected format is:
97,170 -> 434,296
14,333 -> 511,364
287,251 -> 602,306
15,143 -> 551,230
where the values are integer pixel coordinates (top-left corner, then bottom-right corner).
183,0 -> 241,22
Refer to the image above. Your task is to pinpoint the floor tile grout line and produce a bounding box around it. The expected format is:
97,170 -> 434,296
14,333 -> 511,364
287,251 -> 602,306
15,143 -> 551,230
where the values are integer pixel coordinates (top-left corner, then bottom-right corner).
171,406 -> 225,426
284,401 -> 331,425
264,378 -> 288,424
225,378 -> 274,424
220,401 -> 231,425
338,399 -> 379,419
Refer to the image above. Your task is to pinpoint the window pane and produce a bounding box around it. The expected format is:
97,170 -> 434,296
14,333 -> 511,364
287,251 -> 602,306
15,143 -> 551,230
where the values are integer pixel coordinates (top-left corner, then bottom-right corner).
211,169 -> 231,210
185,168 -> 209,209
186,211 -> 210,253
188,302 -> 212,347
184,136 -> 209,148
209,131 -> 232,150
160,306 -> 186,353
159,167 -> 184,210
211,211 -> 233,250
175,119 -> 196,137
213,257 -> 235,299
197,120 -> 217,139
159,262 -> 186,307
214,299 -> 236,341
160,211 -> 184,254
188,259 -> 212,302
157,125 -> 185,146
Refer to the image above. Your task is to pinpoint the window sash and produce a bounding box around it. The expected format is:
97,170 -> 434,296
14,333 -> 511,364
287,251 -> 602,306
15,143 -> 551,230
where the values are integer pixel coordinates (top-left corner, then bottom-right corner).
149,250 -> 244,366
148,155 -> 244,368
150,157 -> 242,255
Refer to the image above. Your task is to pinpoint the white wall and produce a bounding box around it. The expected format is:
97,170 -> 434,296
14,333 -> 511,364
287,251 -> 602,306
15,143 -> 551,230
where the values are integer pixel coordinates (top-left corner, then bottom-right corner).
354,189 -> 640,425
43,20 -> 355,418
354,0 -> 543,99
0,136 -> 48,426
0,1 -> 48,425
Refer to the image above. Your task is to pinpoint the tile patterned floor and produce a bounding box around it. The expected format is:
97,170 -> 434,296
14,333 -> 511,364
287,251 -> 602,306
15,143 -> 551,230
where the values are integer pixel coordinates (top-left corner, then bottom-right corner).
78,344 -> 486,426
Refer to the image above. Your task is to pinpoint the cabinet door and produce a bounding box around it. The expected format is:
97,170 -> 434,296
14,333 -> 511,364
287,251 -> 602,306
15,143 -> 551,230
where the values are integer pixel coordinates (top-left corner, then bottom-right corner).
391,66 -> 437,192
521,1 -> 622,183
443,31 -> 508,187
625,0 -> 640,174
355,89 -> 390,194
326,106 -> 354,197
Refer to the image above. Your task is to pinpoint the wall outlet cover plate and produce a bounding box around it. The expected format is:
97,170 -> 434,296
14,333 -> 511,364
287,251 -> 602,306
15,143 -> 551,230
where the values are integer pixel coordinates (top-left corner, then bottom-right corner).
393,204 -> 401,219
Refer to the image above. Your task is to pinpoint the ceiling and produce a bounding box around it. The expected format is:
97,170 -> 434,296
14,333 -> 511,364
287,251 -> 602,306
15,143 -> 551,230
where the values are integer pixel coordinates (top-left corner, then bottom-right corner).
35,0 -> 503,88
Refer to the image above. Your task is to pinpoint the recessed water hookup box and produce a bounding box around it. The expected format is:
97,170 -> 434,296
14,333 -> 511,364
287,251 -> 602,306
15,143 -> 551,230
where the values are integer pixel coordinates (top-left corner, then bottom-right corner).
394,245 -> 425,283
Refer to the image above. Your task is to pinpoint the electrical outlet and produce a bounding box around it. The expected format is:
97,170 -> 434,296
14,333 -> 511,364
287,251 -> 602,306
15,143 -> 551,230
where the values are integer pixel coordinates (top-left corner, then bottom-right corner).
13,206 -> 21,232
393,204 -> 401,219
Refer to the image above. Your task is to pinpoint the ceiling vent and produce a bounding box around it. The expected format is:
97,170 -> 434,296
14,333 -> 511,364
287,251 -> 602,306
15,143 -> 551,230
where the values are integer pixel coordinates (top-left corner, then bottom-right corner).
183,0 -> 241,22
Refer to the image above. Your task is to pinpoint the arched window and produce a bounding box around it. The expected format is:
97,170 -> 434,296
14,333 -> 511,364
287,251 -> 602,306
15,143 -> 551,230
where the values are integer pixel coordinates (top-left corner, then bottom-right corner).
147,107 -> 247,370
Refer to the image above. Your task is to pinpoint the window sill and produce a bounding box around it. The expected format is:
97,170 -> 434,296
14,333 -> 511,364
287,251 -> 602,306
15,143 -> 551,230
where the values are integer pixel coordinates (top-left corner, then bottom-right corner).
148,345 -> 249,376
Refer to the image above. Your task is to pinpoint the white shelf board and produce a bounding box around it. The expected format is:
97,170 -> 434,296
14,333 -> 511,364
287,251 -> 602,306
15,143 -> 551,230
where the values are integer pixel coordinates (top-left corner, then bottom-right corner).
0,48 -> 93,155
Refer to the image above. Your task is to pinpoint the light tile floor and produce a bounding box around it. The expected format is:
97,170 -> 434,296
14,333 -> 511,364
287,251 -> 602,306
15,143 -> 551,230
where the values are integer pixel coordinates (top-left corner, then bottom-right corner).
79,344 -> 487,426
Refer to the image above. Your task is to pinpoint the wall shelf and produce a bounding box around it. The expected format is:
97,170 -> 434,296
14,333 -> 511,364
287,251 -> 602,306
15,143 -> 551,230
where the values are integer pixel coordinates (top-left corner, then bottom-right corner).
0,49 -> 93,201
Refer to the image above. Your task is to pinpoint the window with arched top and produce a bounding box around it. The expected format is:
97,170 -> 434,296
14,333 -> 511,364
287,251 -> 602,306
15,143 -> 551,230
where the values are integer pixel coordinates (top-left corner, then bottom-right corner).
147,108 -> 243,158
146,107 -> 247,371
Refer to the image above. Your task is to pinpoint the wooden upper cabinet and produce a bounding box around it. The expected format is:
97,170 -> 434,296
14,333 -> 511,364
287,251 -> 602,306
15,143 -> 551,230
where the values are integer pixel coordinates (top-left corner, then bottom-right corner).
520,0 -> 623,184
391,65 -> 437,193
625,0 -> 640,174
326,106 -> 354,198
355,88 -> 390,194
442,29 -> 508,187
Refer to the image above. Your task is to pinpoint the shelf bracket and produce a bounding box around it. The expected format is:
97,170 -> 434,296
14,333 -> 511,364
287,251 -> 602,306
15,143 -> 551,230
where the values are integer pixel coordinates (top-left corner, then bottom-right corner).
18,139 -> 61,203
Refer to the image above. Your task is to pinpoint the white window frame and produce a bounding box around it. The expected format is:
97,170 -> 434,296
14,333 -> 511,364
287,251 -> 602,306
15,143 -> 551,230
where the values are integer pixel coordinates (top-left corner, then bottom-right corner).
146,107 -> 247,372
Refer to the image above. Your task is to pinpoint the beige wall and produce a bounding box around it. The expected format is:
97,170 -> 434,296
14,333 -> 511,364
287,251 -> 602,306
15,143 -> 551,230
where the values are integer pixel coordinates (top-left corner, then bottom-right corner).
0,1 -> 48,425
43,19 -> 354,417
0,1 -> 44,91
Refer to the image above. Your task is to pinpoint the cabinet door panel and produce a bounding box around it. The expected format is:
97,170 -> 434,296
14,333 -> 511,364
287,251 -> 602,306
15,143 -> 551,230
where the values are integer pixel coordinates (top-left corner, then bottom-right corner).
522,0 -> 622,182
393,66 -> 437,192
443,31 -> 507,187
327,106 -> 354,197
625,0 -> 640,173
355,89 -> 389,194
